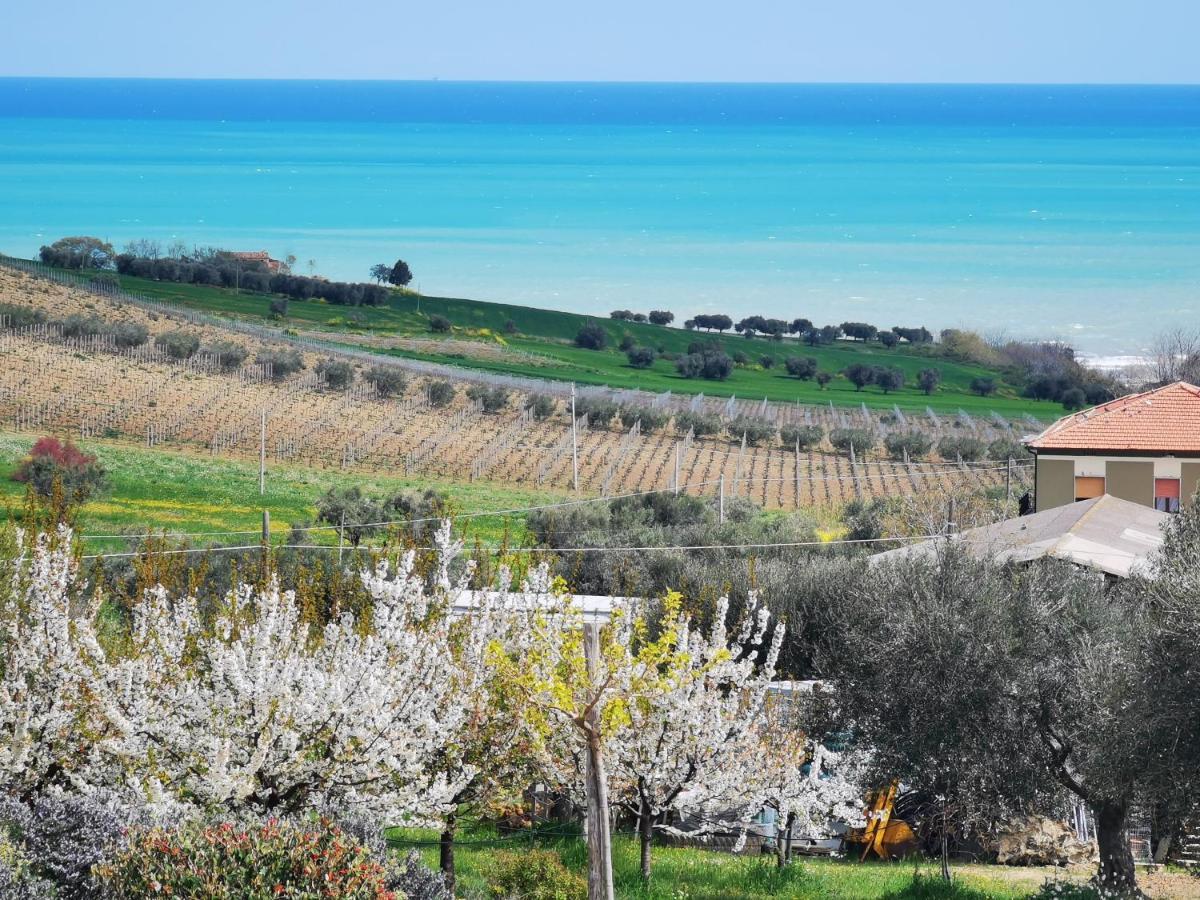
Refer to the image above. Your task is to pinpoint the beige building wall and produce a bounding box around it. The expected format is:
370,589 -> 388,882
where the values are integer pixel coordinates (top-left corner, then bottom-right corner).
1035,457 -> 1076,511
1183,463 -> 1200,509
1105,460 -> 1154,506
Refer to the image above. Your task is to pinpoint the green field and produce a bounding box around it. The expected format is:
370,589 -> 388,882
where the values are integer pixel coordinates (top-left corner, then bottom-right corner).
84,269 -> 1056,419
0,433 -> 562,552
390,824 -> 1091,899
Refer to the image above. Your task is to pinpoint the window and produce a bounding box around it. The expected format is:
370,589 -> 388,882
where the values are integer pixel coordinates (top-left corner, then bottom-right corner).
1155,478 -> 1181,514
1074,476 -> 1105,502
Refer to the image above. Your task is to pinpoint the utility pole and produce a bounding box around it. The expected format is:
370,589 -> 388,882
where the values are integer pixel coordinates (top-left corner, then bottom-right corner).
259,408 -> 267,495
718,474 -> 725,524
571,384 -> 579,492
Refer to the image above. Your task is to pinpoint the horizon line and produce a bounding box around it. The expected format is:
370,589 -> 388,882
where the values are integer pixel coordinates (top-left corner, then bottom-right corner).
1,75 -> 1199,88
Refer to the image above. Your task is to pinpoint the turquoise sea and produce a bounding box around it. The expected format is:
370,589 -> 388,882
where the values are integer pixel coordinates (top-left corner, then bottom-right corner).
1,79 -> 1198,356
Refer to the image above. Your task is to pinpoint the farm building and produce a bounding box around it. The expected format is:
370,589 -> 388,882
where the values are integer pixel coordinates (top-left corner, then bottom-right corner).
1025,381 -> 1200,513
870,493 -> 1169,579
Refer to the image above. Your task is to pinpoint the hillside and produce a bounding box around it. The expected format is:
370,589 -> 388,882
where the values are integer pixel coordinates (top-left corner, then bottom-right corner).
89,267 -> 1049,417
0,263 -> 1031,513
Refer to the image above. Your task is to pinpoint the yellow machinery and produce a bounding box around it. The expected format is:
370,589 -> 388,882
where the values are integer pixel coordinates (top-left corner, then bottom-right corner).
845,783 -> 919,860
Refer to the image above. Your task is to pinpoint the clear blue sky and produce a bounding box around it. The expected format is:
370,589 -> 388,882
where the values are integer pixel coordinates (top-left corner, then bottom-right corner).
4,0 -> 1198,83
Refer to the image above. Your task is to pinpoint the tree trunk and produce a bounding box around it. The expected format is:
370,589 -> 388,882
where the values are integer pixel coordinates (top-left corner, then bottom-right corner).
582,625 -> 615,900
776,810 -> 796,868
439,813 -> 457,896
639,792 -> 654,882
940,800 -> 952,883
1094,798 -> 1138,892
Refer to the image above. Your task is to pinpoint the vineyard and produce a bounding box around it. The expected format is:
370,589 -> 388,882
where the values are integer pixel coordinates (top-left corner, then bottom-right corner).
0,262 -> 1034,508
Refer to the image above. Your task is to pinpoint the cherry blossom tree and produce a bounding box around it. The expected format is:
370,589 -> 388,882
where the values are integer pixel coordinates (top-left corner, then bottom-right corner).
0,527 -> 112,798
102,522 -> 475,822
497,589 -> 784,889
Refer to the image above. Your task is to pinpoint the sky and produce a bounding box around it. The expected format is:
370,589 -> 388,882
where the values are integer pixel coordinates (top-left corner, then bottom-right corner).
4,0 -> 1199,83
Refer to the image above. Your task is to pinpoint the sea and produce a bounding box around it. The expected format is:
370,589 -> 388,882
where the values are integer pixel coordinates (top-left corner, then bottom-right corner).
1,78 -> 1198,358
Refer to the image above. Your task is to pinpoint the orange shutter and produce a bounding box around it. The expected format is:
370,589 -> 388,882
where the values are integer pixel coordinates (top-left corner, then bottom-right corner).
1155,478 -> 1181,500
1074,476 -> 1105,500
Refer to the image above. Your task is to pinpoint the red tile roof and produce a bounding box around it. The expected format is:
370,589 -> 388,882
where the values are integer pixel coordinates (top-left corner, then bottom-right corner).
1026,381 -> 1200,453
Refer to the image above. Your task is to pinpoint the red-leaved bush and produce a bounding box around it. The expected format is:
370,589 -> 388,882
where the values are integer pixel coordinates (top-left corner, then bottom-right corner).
12,437 -> 106,503
96,818 -> 398,900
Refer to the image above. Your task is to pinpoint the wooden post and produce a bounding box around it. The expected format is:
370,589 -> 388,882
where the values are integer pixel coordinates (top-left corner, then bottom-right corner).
1006,457 -> 1013,505
582,623 -> 615,900
946,497 -> 957,537
259,408 -> 267,495
337,509 -> 346,565
795,437 -> 801,510
673,443 -> 680,495
571,385 -> 579,493
261,508 -> 271,576
718,474 -> 725,524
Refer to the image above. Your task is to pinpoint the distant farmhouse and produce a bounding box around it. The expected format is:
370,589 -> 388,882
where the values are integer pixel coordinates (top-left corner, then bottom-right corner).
1025,381 -> 1200,514
228,250 -> 284,274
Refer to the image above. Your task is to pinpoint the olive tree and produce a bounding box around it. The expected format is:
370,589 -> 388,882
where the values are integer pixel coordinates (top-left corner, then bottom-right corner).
823,547 -> 1163,892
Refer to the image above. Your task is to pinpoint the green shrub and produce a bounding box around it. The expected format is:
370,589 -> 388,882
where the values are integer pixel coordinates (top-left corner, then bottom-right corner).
0,302 -> 47,328
256,347 -> 305,380
575,322 -> 608,350
626,345 -> 657,369
884,431 -> 934,461
829,427 -> 877,455
575,397 -> 620,428
485,848 -> 585,900
527,394 -> 557,420
58,313 -> 108,338
987,438 -> 1029,462
619,406 -> 668,431
674,410 -> 722,437
618,333 -> 636,352
364,365 -> 407,398
156,329 -> 201,360
937,435 -> 986,461
727,415 -> 775,446
467,384 -> 510,413
785,356 -> 819,379
780,424 -> 824,450
317,358 -> 355,390
427,380 -> 456,407
108,321 -> 149,349
429,314 -> 452,333
203,340 -> 249,372
269,296 -> 289,317
96,818 -> 395,900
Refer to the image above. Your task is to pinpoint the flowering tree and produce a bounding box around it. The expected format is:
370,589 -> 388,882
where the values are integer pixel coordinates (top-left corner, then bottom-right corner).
746,696 -> 868,867
496,589 -> 784,889
102,523 -> 474,821
0,527 -> 112,798
604,592 -> 784,882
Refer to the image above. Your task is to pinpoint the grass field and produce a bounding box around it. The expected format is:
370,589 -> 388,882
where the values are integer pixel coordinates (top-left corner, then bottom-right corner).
0,433 -> 562,551
91,269 -> 1055,418
388,823 -> 1151,899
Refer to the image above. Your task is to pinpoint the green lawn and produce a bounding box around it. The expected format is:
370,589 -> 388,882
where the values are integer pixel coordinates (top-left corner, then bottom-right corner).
0,433 -> 563,552
74,268 -> 1056,419
389,824 -> 1077,899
